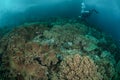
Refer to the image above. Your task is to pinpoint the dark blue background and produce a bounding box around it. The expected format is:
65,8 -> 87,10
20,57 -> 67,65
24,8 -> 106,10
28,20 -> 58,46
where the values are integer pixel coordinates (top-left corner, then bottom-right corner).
0,0 -> 120,46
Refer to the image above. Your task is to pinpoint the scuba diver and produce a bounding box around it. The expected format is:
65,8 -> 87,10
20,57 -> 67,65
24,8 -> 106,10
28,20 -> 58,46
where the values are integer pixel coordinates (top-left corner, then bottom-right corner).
79,2 -> 98,21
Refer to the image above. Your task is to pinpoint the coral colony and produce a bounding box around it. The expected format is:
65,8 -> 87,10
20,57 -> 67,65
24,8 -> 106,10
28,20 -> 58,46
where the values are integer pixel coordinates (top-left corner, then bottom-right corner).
0,18 -> 120,80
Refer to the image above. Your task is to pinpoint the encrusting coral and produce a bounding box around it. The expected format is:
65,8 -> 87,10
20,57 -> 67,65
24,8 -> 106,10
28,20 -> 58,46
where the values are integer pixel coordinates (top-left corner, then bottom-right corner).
0,18 -> 119,80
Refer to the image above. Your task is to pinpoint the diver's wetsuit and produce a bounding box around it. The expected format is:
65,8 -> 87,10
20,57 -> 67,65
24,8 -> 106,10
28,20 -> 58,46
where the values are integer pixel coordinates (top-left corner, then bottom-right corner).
79,2 -> 98,21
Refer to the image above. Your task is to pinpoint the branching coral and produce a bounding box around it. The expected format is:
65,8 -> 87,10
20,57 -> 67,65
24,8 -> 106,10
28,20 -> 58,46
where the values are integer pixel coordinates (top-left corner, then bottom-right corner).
0,19 -> 119,80
58,54 -> 102,80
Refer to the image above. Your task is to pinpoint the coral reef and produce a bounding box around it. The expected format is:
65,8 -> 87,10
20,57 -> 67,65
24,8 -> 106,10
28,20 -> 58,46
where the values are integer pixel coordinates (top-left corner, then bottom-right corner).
0,18 -> 119,80
58,54 -> 102,80
0,27 -> 10,38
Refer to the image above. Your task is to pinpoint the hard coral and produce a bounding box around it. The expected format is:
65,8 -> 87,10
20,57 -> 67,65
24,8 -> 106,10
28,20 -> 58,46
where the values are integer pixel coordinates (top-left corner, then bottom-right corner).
59,54 -> 102,80
43,23 -> 88,46
0,23 -> 50,80
0,19 -> 119,80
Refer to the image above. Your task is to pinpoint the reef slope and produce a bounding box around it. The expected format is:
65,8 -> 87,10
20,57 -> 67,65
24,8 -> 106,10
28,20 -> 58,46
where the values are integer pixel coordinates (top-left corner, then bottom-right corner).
0,19 -> 120,80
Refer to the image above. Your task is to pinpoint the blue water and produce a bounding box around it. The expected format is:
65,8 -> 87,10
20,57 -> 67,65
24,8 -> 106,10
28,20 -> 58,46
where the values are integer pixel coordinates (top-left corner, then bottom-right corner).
0,1 -> 120,80
0,0 -> 120,46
